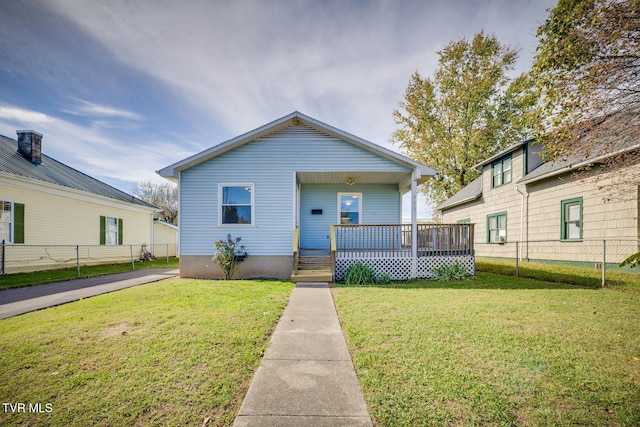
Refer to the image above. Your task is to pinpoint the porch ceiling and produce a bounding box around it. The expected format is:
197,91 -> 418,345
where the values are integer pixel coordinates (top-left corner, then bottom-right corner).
296,171 -> 410,186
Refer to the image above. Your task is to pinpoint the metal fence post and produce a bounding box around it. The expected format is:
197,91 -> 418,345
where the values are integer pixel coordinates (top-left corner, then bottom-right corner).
76,245 -> 80,276
515,241 -> 519,278
1,239 -> 5,277
602,240 -> 606,288
166,243 -> 169,264
130,245 -> 135,270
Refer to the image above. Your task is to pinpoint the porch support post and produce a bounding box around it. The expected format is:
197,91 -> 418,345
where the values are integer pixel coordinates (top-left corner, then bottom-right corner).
410,171 -> 418,278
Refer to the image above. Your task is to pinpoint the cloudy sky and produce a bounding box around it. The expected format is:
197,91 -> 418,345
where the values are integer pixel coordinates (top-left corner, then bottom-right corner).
0,0 -> 555,219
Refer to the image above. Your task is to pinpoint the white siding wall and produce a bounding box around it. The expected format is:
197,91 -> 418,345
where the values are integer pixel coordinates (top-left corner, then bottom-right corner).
0,178 -> 154,245
180,130 -> 410,256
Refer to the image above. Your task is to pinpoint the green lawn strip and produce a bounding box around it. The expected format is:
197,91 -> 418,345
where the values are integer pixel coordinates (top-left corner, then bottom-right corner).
0,278 -> 294,427
0,258 -> 180,290
476,258 -> 640,292
333,274 -> 640,426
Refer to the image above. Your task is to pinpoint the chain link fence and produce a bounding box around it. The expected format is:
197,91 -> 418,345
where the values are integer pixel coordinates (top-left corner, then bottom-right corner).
1,242 -> 178,276
475,239 -> 640,285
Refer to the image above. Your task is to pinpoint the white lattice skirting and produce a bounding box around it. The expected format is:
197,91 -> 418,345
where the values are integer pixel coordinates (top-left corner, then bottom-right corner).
335,255 -> 475,281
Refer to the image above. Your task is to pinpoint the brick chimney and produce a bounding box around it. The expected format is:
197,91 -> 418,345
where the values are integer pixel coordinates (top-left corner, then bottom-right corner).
17,130 -> 43,165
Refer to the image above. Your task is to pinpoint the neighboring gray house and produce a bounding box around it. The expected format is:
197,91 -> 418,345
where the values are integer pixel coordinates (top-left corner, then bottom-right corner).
438,107 -> 640,265
159,112 -> 473,281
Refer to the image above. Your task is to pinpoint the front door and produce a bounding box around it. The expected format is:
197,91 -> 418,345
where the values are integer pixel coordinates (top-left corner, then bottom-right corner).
299,185 -> 333,249
299,186 -> 364,249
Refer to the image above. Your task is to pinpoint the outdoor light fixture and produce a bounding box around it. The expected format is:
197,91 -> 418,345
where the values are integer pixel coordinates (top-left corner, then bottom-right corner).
346,176 -> 356,185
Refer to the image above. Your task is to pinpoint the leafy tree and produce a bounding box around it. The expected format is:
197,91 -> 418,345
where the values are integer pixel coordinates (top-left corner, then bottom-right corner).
532,0 -> 640,161
392,31 -> 539,206
134,181 -> 178,224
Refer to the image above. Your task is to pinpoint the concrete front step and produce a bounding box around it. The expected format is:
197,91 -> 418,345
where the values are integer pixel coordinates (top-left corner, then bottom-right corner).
291,270 -> 333,282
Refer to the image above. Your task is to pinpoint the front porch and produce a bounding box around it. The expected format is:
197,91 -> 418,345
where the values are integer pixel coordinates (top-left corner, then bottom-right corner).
292,223 -> 475,282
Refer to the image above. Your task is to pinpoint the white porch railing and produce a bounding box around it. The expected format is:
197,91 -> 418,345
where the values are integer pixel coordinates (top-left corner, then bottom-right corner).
331,224 -> 475,280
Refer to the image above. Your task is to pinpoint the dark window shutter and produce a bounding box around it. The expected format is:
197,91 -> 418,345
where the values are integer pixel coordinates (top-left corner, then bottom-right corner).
14,203 -> 25,244
118,218 -> 123,245
100,216 -> 106,245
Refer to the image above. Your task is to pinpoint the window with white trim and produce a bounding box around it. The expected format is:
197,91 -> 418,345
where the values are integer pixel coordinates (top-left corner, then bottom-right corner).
220,184 -> 254,225
338,193 -> 361,224
105,216 -> 119,245
100,216 -> 122,245
0,201 -> 12,243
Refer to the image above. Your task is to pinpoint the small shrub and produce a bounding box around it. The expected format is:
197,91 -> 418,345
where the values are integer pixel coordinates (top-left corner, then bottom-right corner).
212,234 -> 248,280
377,272 -> 392,285
344,262 -> 391,285
433,261 -> 470,281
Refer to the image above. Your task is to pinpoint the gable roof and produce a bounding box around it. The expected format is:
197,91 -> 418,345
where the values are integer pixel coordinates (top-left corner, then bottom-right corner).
0,134 -> 156,209
157,111 -> 437,181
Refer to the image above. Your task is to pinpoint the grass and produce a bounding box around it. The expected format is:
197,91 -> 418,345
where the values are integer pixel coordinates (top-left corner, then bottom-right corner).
476,258 -> 640,291
0,278 -> 294,426
332,273 -> 640,426
0,257 -> 180,290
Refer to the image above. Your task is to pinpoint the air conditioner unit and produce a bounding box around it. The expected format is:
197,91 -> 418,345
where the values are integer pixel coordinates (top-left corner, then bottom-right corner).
495,236 -> 506,244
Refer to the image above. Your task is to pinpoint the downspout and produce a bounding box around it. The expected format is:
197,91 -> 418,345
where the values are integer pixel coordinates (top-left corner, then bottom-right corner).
516,185 -> 527,260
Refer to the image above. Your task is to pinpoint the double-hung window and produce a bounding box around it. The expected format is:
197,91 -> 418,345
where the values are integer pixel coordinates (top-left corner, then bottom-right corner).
100,216 -> 123,245
561,197 -> 583,240
220,184 -> 254,226
492,156 -> 512,188
105,217 -> 119,245
1,201 -> 12,243
487,212 -> 507,243
338,193 -> 361,224
0,201 -> 24,244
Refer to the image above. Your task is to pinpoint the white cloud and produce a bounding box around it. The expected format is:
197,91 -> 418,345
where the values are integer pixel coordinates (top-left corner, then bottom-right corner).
0,102 -> 176,186
43,0 -> 552,145
64,99 -> 144,120
5,0 -> 556,216
0,106 -> 54,125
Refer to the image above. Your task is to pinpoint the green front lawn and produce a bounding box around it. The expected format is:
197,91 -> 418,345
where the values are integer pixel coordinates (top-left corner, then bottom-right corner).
0,278 -> 294,426
333,273 -> 640,426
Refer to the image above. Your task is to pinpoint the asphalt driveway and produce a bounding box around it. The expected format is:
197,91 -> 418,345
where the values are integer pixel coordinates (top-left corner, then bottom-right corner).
0,268 -> 179,320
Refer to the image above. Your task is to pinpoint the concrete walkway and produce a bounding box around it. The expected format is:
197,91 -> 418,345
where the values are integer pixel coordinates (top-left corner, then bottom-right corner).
0,268 -> 179,320
234,282 -> 373,427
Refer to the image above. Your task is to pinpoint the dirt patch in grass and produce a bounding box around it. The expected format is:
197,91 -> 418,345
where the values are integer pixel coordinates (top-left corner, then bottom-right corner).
100,321 -> 138,338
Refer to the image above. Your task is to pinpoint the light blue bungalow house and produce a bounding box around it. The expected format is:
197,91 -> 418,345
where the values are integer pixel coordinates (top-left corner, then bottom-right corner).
158,112 -> 474,281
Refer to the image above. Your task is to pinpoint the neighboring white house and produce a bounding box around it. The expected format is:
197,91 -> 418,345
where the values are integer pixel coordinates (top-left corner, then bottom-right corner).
159,112 -> 476,281
153,219 -> 179,258
0,130 -> 177,272
438,108 -> 640,265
